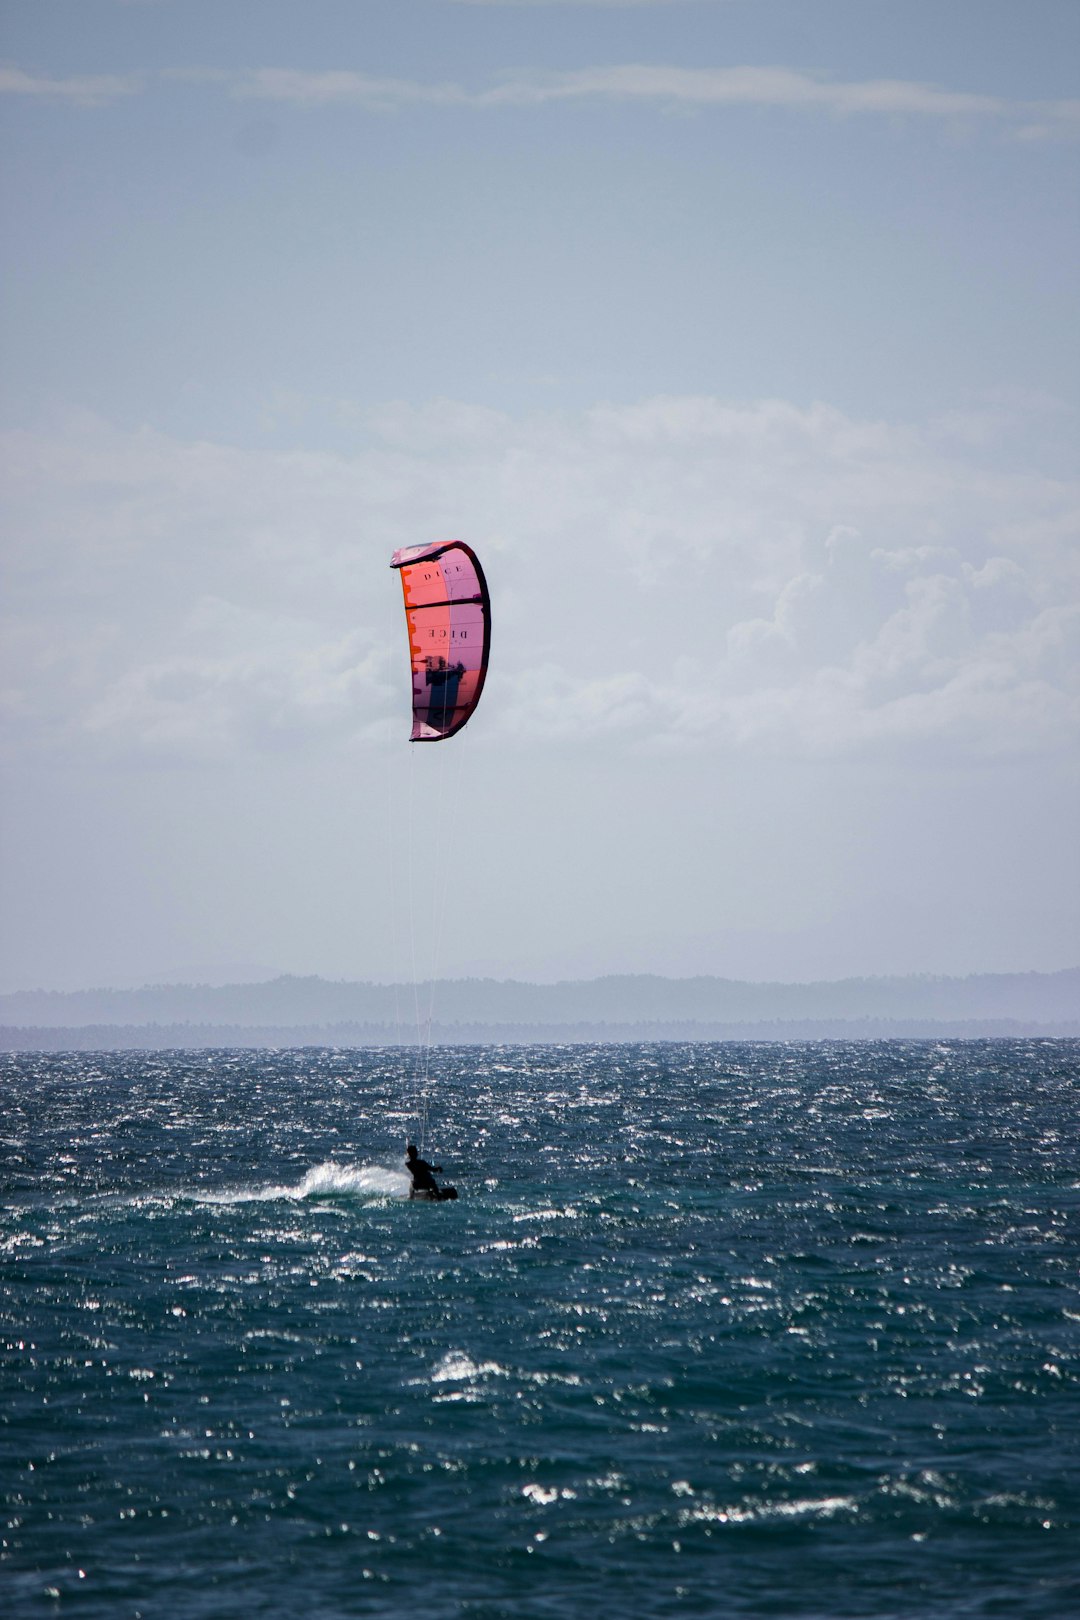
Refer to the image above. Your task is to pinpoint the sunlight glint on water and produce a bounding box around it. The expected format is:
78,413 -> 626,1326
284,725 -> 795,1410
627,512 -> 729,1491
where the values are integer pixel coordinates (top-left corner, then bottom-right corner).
2,1041 -> 1079,1618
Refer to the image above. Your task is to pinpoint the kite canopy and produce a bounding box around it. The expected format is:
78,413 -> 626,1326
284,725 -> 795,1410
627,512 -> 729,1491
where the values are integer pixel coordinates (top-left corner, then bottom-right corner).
390,541 -> 490,741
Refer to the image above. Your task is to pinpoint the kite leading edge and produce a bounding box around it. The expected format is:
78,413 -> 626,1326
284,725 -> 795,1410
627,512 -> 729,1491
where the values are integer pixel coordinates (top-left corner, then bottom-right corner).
389,540 -> 490,741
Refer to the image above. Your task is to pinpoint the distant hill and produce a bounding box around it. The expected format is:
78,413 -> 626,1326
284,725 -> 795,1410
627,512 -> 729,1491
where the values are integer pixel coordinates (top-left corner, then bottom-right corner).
1,969 -> 1077,1049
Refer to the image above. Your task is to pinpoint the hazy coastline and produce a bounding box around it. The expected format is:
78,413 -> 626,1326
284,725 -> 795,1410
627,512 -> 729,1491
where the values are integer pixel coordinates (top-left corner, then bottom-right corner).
3,968 -> 1076,1049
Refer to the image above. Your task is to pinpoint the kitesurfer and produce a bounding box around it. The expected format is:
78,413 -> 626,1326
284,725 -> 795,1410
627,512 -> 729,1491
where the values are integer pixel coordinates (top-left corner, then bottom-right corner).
405,1142 -> 449,1200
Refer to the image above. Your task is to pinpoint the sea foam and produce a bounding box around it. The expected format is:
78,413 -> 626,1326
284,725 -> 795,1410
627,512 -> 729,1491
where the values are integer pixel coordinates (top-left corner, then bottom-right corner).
194,1160 -> 410,1205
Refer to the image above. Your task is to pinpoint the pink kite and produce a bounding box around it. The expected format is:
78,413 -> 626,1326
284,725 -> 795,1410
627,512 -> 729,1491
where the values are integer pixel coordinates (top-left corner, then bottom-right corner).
390,541 -> 491,741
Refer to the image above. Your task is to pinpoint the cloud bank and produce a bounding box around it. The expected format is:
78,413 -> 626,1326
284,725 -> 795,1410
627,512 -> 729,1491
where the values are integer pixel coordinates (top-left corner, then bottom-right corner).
224,64 -> 1078,135
3,396 -> 1077,768
0,64 -> 141,106
5,60 -> 1077,137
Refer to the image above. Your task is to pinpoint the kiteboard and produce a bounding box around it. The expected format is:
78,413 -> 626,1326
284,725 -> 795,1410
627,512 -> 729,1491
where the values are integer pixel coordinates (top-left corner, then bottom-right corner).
410,1186 -> 458,1202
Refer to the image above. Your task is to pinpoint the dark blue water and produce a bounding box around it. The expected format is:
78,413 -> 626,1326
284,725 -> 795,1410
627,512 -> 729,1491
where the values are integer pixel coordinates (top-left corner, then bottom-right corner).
2,1042 -> 1079,1618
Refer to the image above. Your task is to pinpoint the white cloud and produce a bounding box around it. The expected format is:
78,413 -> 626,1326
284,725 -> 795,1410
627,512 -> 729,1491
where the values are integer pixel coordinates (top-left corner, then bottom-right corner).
479,65 -> 1007,119
0,64 -> 141,106
81,604 -> 388,762
8,57 -> 1077,137
2,396 -> 1077,766
219,62 -> 1079,135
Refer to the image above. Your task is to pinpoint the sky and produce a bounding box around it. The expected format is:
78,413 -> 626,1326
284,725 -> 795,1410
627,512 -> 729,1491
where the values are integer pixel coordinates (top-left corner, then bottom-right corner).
1,0 -> 1078,992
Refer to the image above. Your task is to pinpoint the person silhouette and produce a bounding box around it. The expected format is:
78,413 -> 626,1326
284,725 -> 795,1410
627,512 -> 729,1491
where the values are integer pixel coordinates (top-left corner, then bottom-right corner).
405,1142 -> 457,1200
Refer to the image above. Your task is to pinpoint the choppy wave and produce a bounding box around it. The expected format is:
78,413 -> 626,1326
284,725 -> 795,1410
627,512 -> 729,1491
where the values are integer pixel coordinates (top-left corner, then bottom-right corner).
2,1040 -> 1078,1619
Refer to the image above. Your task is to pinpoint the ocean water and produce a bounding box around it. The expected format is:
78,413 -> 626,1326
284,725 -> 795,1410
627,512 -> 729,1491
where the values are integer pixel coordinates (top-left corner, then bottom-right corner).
2,1041 -> 1079,1619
